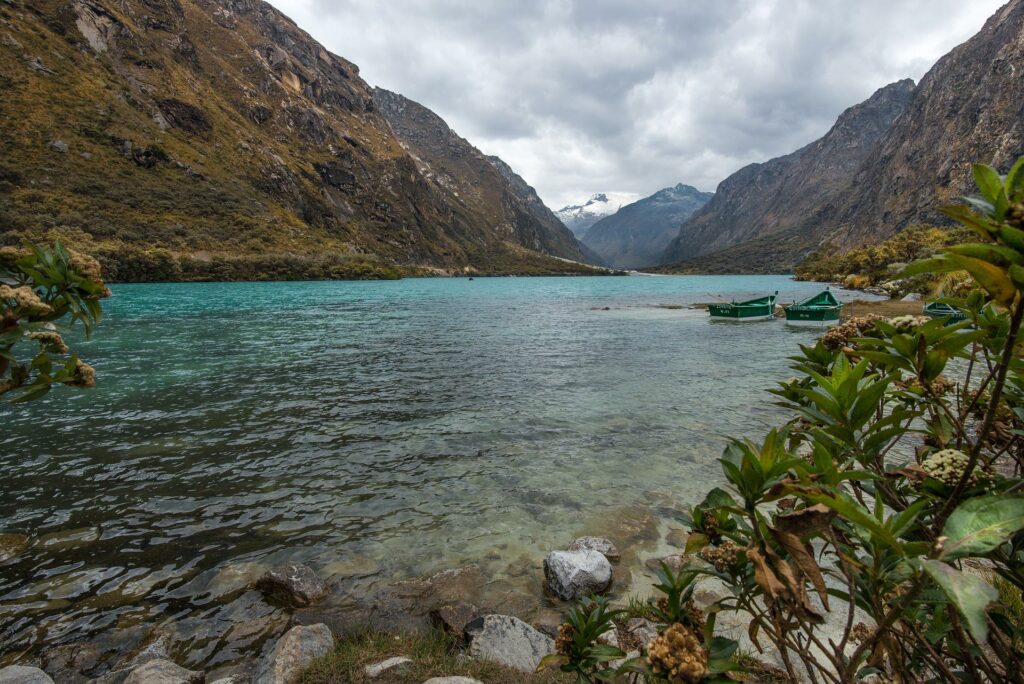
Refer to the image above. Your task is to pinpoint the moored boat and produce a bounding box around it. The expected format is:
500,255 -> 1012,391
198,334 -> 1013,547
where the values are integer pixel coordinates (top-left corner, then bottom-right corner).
784,288 -> 842,327
923,301 -> 967,323
708,291 -> 778,321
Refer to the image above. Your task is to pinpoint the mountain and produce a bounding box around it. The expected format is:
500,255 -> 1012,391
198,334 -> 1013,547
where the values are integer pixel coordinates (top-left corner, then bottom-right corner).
581,184 -> 712,269
821,0 -> 1024,248
556,192 -> 640,239
662,79 -> 916,268
372,87 -> 595,265
0,0 -> 598,280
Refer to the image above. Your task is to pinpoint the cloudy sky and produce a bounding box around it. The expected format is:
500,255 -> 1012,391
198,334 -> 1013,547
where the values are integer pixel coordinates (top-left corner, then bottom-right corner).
271,0 -> 1004,210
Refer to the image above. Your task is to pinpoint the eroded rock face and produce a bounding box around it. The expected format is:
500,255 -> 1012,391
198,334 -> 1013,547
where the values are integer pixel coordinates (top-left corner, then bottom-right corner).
255,564 -> 329,608
0,666 -> 54,684
543,550 -> 612,600
253,623 -> 333,684
464,615 -> 554,673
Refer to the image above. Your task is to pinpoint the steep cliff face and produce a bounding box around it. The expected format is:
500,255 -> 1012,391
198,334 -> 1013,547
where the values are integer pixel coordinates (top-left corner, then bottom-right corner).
0,0 -> 595,278
825,0 -> 1024,247
372,87 -> 592,264
582,184 -> 711,269
663,79 -> 916,265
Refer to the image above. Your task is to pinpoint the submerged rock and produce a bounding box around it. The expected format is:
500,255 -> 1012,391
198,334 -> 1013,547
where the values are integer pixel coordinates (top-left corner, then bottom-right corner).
568,536 -> 621,562
41,642 -> 100,683
543,550 -> 612,600
123,660 -> 202,684
0,533 -> 29,563
464,614 -> 554,672
364,656 -> 412,678
0,666 -> 54,684
255,564 -> 329,608
254,623 -> 333,684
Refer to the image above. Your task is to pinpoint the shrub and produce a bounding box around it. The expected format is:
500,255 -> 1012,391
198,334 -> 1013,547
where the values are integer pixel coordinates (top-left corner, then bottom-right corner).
552,157 -> 1024,682
0,242 -> 110,401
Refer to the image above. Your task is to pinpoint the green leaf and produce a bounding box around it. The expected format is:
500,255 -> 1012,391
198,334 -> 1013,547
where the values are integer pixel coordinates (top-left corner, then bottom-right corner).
920,559 -> 997,643
1008,156 -> 1024,202
941,495 -> 1024,560
535,653 -> 568,671
973,164 -> 1004,204
946,253 -> 1018,305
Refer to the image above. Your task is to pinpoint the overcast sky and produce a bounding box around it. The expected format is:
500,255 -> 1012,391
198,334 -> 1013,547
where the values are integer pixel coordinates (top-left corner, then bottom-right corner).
270,0 -> 1004,210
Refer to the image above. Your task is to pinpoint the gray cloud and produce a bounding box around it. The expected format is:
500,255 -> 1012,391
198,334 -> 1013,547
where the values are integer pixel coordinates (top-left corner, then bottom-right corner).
270,0 -> 1004,209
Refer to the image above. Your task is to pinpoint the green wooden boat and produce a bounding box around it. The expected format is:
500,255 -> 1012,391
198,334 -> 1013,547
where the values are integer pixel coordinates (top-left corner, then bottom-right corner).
784,288 -> 842,327
923,301 -> 967,323
708,291 -> 778,321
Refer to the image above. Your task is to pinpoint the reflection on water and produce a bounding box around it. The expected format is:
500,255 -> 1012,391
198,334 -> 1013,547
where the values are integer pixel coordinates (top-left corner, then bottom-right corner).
0,275 -> 859,667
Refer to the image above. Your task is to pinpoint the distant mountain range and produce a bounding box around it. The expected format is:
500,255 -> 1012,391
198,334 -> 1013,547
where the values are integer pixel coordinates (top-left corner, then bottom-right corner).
0,0 -> 598,278
582,184 -> 712,269
660,0 -> 1024,273
555,192 -> 640,239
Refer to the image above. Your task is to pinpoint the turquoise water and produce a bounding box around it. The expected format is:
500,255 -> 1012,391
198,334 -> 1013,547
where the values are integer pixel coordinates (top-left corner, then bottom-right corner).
0,275 -> 862,666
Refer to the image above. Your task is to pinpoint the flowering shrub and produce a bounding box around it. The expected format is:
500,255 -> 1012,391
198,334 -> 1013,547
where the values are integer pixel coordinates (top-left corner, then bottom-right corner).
546,157 -> 1024,683
0,242 -> 109,401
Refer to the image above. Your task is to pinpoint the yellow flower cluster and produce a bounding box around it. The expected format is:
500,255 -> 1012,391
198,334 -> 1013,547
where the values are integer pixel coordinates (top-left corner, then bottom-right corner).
0,285 -> 52,317
700,540 -> 740,573
0,246 -> 29,270
68,251 -> 103,280
64,359 -> 96,388
921,449 -> 979,487
28,331 -> 68,353
821,315 -> 885,351
647,623 -> 707,683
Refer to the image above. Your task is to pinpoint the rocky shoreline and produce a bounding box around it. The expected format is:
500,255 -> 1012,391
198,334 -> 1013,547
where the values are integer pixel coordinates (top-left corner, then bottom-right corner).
0,516 -> 847,684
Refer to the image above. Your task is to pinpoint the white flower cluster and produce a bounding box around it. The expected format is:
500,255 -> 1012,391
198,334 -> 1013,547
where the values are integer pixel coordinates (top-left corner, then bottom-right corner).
921,449 -> 979,487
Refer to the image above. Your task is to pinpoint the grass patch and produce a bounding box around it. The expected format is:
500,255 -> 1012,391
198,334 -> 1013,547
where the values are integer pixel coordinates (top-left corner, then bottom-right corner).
299,629 -> 572,684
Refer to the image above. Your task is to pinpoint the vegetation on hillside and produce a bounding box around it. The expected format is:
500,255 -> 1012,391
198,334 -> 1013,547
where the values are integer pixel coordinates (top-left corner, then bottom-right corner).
1,242 -> 109,401
795,224 -> 974,292
549,159 -> 1024,682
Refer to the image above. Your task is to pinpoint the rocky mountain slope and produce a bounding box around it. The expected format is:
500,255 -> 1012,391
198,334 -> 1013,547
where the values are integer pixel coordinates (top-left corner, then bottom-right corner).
372,87 -> 594,265
663,0 -> 1024,273
663,79 -> 916,266
581,184 -> 711,269
556,192 -> 639,239
825,0 -> 1024,248
0,0 -> 596,280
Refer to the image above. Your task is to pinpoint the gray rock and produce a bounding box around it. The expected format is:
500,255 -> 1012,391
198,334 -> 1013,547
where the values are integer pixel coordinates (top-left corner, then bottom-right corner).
112,632 -> 173,672
48,140 -> 68,154
464,614 -> 554,673
123,660 -> 202,684
568,536 -> 621,561
255,563 -> 329,608
254,623 -> 333,684
422,679 -> 483,684
596,628 -> 619,649
543,550 -> 611,600
429,602 -> 479,638
0,666 -> 54,684
625,618 -> 659,650
901,293 -> 922,301
364,656 -> 412,678
41,642 -> 100,683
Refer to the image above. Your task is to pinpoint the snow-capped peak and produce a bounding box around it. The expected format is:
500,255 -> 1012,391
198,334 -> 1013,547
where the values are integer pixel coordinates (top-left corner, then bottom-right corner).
555,191 -> 641,238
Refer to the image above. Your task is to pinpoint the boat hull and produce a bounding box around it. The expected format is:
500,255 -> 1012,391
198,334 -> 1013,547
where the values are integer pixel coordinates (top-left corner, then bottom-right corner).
708,304 -> 775,320
784,308 -> 841,327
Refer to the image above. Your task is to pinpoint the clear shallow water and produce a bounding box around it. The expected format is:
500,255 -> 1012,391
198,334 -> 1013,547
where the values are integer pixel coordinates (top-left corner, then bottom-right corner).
0,275 -> 861,667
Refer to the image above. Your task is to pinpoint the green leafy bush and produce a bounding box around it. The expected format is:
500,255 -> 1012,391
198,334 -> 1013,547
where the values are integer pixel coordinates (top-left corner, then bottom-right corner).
550,158 -> 1024,682
0,242 -> 109,401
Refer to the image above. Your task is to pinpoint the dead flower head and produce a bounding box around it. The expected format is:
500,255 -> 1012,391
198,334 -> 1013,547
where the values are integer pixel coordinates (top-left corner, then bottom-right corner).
647,623 -> 707,684
63,359 -> 96,388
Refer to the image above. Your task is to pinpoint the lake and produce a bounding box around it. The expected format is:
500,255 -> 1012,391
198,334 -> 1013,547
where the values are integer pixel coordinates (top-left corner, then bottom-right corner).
0,275 -> 865,668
